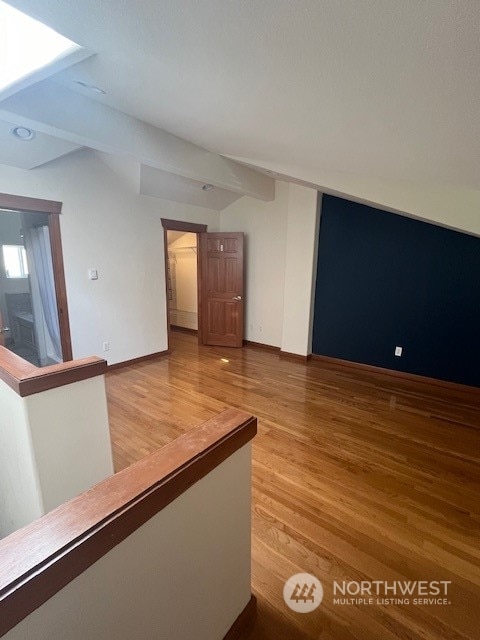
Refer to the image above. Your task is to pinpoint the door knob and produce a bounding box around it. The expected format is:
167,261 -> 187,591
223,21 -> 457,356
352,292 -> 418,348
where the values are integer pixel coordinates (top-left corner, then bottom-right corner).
0,327 -> 10,334
232,295 -> 242,301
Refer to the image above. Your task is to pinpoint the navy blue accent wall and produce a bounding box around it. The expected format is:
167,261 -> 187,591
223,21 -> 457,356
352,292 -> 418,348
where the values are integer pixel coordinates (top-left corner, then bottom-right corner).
312,194 -> 480,387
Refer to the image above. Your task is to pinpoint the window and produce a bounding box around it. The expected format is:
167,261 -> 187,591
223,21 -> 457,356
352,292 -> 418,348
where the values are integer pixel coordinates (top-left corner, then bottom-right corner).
0,0 -> 82,93
2,244 -> 29,278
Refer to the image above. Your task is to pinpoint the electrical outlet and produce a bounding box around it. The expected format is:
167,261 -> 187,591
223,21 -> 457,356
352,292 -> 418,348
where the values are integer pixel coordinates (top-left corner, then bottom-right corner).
394,346 -> 403,357
103,341 -> 110,352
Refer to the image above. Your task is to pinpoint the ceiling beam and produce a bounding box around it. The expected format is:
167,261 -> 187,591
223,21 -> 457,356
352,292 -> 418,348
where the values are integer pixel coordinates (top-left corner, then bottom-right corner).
0,80 -> 275,201
0,49 -> 92,103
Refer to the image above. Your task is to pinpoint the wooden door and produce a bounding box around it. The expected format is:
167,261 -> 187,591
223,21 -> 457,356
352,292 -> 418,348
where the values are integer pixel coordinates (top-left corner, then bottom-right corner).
200,232 -> 244,347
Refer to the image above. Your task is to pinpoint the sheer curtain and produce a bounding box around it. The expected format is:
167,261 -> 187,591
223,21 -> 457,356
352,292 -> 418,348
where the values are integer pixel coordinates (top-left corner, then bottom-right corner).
24,225 -> 62,360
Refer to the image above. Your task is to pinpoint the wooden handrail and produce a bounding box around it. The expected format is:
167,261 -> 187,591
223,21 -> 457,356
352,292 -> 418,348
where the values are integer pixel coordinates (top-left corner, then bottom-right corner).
0,408 -> 257,637
0,346 -> 106,397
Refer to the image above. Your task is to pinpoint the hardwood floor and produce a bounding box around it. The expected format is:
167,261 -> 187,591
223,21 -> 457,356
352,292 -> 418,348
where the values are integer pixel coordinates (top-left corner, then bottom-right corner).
106,332 -> 480,640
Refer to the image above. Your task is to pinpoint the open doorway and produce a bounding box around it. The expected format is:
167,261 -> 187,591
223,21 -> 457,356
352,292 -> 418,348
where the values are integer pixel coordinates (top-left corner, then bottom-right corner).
0,192 -> 72,365
161,218 -> 245,351
166,230 -> 198,333
161,218 -> 206,351
1,210 -> 55,365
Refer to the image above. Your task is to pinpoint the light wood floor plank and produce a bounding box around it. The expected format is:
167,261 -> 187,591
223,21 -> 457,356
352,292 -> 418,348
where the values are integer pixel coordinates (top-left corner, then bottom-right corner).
106,332 -> 480,640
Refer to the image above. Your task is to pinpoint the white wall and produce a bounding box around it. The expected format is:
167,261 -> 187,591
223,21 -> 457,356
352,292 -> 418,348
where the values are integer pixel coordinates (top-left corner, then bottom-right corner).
0,151 -> 319,359
4,443 -> 252,640
26,376 -> 114,513
0,382 -> 43,538
174,256 -> 197,314
220,181 -> 289,347
220,181 -> 319,354
230,159 -> 480,239
280,184 -> 320,356
0,150 -> 220,365
0,372 -> 114,538
0,214 -> 24,244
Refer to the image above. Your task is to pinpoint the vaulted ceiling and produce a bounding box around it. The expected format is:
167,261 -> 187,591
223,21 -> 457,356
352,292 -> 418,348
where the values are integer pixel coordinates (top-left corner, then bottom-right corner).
1,1 -> 479,221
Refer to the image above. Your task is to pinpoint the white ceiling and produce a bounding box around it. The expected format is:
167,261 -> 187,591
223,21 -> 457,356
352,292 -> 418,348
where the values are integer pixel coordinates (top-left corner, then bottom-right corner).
167,231 -> 187,246
0,117 -> 80,168
2,1 -> 480,211
140,165 -> 242,211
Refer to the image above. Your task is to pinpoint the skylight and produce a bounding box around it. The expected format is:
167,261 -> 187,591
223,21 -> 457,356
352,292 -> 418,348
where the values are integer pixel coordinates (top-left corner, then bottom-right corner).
0,1 -> 81,92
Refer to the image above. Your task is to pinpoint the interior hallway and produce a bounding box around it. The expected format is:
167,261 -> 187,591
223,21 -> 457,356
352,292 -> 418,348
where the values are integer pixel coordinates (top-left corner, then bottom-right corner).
106,332 -> 480,640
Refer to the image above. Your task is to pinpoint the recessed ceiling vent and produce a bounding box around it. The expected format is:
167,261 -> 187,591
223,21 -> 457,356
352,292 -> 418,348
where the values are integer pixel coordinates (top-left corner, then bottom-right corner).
10,126 -> 35,141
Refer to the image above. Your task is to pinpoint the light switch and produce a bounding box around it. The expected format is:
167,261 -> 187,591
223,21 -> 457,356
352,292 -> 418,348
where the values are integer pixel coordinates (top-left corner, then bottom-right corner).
88,269 -> 98,280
